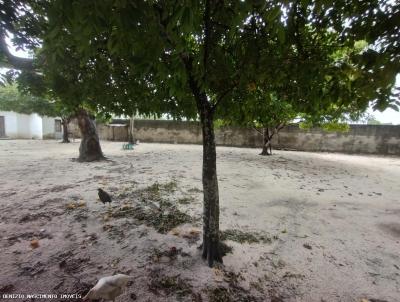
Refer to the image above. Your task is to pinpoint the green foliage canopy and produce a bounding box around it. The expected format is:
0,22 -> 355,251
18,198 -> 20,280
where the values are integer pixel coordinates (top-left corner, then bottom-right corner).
0,84 -> 73,119
40,1 -> 400,120
1,0 -> 399,121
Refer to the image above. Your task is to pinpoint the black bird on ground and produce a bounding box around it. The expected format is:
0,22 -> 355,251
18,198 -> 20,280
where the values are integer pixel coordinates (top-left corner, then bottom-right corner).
98,188 -> 112,205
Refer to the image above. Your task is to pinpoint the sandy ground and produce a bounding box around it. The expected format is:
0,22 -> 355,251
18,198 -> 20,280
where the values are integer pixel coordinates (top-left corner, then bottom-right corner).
0,139 -> 399,302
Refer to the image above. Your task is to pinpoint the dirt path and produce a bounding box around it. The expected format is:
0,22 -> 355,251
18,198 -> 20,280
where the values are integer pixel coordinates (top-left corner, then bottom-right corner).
0,140 -> 399,302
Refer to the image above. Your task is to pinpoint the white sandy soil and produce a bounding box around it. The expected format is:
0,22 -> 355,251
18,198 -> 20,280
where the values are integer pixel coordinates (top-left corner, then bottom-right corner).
0,140 -> 399,302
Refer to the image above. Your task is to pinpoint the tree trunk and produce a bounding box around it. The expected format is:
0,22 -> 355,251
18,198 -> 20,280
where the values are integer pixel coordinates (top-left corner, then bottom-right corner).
76,109 -> 104,161
180,42 -> 221,266
61,119 -> 70,143
128,115 -> 135,144
260,128 -> 273,156
199,97 -> 222,267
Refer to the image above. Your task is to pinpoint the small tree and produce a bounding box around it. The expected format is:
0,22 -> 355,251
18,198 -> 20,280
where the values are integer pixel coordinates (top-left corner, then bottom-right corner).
367,117 -> 382,125
218,90 -> 297,155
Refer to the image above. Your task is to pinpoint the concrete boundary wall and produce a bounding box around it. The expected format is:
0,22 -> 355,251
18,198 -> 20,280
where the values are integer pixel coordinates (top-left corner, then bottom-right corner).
273,124 -> 400,155
72,119 -> 400,155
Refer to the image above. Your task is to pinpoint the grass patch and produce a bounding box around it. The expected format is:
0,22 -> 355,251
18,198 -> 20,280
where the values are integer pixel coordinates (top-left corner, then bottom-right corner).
220,229 -> 272,244
113,180 -> 193,233
149,271 -> 193,298
207,286 -> 259,302
65,201 -> 86,210
145,180 -> 177,194
162,180 -> 178,192
188,187 -> 202,193
177,196 -> 195,205
208,269 -> 260,302
208,287 -> 231,302
136,180 -> 178,202
101,224 -> 126,244
149,247 -> 190,263
109,206 -> 137,218
133,205 -> 191,233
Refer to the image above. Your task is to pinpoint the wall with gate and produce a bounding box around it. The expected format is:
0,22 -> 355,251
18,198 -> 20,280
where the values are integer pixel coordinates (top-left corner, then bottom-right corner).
70,119 -> 400,155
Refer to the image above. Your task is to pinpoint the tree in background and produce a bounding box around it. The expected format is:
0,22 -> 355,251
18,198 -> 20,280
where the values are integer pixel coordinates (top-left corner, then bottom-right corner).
2,0 -> 399,266
217,28 -> 399,155
0,84 -> 74,142
217,91 -> 296,155
366,117 -> 382,125
0,1 -> 104,160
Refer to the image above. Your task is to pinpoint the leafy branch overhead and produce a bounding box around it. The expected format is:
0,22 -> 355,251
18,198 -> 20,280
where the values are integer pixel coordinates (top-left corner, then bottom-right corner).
1,1 -> 398,118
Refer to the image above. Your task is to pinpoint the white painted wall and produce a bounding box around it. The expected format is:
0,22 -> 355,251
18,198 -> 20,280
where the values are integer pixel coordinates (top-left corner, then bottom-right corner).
42,116 -> 55,139
0,111 -> 18,138
42,116 -> 62,139
29,113 -> 43,139
16,113 -> 32,138
0,111 -> 60,139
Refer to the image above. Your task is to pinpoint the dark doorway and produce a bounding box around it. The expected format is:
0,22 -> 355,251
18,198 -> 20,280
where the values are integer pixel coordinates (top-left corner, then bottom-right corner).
0,116 -> 5,137
54,119 -> 62,132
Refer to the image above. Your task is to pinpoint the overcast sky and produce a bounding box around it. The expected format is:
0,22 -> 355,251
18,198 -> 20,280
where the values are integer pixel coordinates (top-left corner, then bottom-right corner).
2,38 -> 400,125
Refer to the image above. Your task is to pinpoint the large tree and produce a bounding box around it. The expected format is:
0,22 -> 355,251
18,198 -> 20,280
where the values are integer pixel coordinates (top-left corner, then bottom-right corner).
3,0 -> 399,266
0,1 -> 104,160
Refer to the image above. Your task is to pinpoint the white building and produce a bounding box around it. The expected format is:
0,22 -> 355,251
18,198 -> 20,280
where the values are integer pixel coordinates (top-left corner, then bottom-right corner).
0,111 -> 62,139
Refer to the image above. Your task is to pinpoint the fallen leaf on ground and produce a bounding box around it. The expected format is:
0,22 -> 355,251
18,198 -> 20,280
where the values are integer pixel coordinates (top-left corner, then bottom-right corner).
30,239 -> 39,249
66,203 -> 76,209
189,229 -> 200,235
170,228 -> 180,236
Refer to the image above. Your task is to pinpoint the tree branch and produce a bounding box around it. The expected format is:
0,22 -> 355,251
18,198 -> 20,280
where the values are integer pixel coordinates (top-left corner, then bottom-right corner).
0,32 -> 35,70
154,4 -> 209,112
211,85 -> 235,112
277,122 -> 286,132
268,122 -> 286,140
203,0 -> 211,82
253,127 -> 263,135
